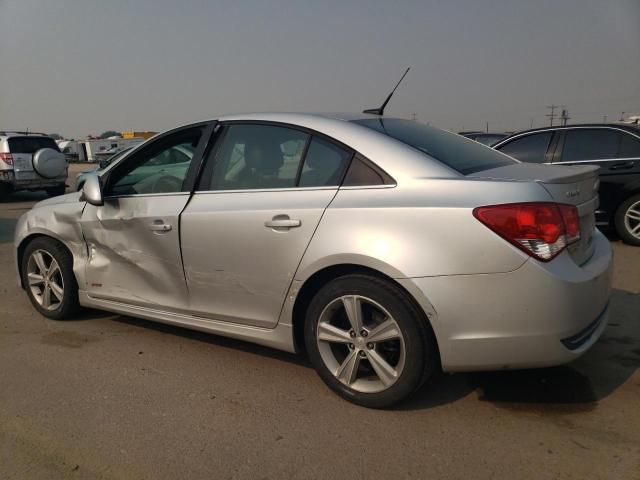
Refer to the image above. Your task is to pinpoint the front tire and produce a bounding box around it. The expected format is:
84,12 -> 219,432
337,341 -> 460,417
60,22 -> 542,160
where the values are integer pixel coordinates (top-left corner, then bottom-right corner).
614,194 -> 640,246
304,274 -> 437,408
21,237 -> 80,320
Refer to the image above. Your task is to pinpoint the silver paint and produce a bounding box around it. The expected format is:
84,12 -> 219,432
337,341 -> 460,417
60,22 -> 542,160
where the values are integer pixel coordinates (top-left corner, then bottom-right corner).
14,113 -> 613,371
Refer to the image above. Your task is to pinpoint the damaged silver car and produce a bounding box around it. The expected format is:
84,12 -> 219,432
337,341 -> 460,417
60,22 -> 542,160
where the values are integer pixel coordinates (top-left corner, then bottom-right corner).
14,113 -> 613,407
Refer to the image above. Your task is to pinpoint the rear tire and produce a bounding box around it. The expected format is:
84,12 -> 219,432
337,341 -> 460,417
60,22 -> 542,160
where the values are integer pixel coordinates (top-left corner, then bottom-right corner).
304,274 -> 438,408
46,185 -> 66,197
21,237 -> 80,320
614,194 -> 640,246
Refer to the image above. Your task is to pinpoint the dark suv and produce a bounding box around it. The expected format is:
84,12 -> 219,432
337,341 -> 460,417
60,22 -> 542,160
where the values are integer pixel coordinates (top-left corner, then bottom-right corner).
493,124 -> 640,245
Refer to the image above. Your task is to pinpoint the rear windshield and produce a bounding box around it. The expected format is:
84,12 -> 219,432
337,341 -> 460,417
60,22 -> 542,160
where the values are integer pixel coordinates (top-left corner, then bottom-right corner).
351,118 -> 516,175
8,136 -> 60,154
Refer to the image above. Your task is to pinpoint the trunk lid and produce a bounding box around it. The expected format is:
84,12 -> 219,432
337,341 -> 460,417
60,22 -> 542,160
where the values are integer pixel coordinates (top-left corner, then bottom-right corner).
468,163 -> 600,265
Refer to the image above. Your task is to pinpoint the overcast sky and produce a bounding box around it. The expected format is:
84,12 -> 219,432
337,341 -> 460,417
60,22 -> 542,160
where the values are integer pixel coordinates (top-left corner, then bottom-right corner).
1,0 -> 639,138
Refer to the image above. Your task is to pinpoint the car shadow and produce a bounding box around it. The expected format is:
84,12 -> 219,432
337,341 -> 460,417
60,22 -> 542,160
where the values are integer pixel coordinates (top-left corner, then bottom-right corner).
0,217 -> 18,244
94,288 -> 640,412
111,315 -> 308,367
399,287 -> 640,411
0,191 -> 49,204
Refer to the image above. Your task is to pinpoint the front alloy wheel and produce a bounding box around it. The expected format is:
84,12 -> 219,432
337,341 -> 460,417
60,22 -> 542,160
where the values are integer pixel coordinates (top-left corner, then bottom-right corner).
27,250 -> 65,310
21,237 -> 80,320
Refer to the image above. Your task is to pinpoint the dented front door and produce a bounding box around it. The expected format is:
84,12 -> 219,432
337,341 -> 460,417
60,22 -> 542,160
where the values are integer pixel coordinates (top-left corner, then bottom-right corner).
80,194 -> 190,311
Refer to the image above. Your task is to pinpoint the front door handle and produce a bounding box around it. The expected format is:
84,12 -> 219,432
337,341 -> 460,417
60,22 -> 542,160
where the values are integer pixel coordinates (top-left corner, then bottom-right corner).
265,216 -> 301,229
148,221 -> 172,232
610,161 -> 634,170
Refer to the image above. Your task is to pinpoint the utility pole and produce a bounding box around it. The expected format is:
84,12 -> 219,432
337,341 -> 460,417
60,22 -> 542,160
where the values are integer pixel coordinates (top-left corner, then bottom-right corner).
530,118 -> 534,129
620,112 -> 625,122
546,105 -> 559,126
485,121 -> 489,133
560,107 -> 570,126
410,113 -> 417,121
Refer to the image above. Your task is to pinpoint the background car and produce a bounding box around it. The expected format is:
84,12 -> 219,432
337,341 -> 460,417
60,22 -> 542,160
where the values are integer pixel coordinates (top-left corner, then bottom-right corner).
460,132 -> 508,146
75,147 -> 133,191
493,124 -> 640,245
15,113 -> 612,408
0,132 -> 67,198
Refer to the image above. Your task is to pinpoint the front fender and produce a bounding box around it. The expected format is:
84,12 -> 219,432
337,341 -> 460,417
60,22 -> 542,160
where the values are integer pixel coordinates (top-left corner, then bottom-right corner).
14,202 -> 87,288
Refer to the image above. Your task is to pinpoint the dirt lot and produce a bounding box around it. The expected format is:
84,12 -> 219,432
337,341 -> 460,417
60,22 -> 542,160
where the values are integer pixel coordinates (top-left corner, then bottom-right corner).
1,164 -> 639,479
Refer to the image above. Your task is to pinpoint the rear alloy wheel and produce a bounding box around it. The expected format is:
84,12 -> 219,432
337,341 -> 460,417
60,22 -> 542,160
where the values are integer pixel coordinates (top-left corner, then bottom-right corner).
304,274 -> 437,408
22,237 -> 80,320
614,194 -> 640,246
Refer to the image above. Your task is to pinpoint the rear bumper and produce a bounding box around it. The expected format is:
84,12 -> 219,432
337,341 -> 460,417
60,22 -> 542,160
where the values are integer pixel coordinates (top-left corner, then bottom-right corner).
0,170 -> 66,190
401,229 -> 613,372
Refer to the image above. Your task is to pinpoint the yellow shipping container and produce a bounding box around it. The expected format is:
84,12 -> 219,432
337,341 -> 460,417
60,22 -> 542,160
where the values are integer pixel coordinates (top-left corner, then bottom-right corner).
121,131 -> 157,140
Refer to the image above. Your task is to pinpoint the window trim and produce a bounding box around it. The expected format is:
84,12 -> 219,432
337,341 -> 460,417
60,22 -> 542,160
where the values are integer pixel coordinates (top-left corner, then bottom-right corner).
194,120 -> 393,193
101,121 -> 213,199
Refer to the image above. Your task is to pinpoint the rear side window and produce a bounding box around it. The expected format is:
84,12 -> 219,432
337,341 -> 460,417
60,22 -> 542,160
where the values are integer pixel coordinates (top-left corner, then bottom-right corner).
619,133 -> 640,158
497,132 -> 552,164
561,129 -> 620,162
298,138 -> 351,187
8,136 -> 60,153
352,118 -> 515,175
206,124 -> 309,190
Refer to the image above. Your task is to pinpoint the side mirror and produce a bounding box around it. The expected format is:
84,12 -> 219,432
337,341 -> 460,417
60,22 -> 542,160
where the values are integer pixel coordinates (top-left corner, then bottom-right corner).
80,174 -> 104,206
99,159 -> 109,169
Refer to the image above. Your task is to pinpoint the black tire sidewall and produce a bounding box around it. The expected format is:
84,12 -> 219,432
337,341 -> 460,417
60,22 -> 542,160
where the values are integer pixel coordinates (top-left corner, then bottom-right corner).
21,237 -> 79,320
304,274 -> 434,408
614,194 -> 640,246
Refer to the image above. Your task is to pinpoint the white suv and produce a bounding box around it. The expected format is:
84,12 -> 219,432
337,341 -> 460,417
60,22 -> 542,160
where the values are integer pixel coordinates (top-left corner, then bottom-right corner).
0,132 -> 68,198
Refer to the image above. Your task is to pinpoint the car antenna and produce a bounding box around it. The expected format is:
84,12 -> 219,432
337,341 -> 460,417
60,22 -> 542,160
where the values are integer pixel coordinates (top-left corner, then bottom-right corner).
363,67 -> 411,116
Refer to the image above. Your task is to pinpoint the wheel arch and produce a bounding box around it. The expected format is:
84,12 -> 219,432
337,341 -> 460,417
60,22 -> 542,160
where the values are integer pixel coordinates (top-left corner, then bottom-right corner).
290,263 -> 441,362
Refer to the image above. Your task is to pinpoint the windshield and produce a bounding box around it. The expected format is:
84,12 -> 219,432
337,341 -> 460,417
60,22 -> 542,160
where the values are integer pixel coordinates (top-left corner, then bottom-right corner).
352,118 -> 516,175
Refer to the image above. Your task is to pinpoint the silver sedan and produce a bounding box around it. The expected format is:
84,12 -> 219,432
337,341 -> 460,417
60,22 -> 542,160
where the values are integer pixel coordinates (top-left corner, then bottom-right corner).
14,113 -> 612,407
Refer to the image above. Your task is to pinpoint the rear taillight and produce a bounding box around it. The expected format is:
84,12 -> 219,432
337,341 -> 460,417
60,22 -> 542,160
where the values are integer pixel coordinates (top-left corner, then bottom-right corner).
473,202 -> 581,261
0,153 -> 13,165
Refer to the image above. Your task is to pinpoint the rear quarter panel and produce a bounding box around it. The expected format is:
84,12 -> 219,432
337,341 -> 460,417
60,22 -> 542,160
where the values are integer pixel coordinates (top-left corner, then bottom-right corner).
296,178 -> 553,282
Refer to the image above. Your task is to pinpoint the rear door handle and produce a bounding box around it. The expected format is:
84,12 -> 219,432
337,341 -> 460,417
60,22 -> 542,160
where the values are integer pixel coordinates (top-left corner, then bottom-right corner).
610,161 -> 634,170
148,221 -> 172,232
265,216 -> 301,229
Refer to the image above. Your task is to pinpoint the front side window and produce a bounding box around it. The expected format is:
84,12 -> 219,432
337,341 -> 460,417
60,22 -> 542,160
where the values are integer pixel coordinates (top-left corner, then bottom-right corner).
561,129 -> 620,162
107,127 -> 202,196
206,124 -> 309,190
497,132 -> 552,164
